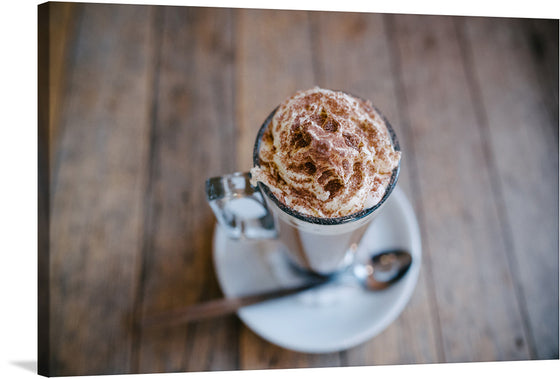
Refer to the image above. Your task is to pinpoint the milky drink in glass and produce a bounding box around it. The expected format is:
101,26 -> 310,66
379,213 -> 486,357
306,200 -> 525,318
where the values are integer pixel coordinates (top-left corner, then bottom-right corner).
206,88 -> 401,276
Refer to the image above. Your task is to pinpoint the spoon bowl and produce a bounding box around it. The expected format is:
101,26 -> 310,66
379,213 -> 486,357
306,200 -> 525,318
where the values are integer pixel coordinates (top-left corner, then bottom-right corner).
353,249 -> 413,290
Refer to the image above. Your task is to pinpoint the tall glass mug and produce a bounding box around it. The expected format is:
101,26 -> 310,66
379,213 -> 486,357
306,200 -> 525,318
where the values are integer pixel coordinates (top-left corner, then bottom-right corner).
206,107 -> 400,277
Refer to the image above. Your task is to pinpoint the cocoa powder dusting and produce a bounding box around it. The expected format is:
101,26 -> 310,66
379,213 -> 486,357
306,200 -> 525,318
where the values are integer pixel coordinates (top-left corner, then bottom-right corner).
250,87 -> 400,218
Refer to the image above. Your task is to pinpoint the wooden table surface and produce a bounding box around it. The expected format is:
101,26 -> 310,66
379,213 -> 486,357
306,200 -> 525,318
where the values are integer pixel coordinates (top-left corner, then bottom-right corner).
38,2 -> 559,376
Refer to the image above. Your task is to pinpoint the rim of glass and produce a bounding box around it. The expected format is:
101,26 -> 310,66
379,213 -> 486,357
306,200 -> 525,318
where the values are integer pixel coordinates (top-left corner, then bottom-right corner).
252,94 -> 401,226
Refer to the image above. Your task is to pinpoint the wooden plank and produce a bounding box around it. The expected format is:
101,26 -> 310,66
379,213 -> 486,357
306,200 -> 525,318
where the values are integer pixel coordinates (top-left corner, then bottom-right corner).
391,14 -> 531,362
528,19 -> 559,129
240,329 -> 343,370
234,9 -> 342,369
134,6 -> 239,373
309,10 -> 441,365
48,2 -> 79,166
38,4 -> 50,375
49,3 -> 156,376
462,17 -> 559,359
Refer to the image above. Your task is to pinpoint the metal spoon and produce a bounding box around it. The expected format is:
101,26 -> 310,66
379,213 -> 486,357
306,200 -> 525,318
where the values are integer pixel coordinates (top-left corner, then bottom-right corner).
352,249 -> 412,290
141,249 -> 413,328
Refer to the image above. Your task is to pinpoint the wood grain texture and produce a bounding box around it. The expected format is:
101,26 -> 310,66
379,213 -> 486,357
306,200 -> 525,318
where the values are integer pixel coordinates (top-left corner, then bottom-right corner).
47,2 -> 79,166
38,4 -> 50,375
527,19 -> 559,129
461,17 -> 559,359
133,6 -> 238,374
48,3 -> 156,376
391,14 -> 531,362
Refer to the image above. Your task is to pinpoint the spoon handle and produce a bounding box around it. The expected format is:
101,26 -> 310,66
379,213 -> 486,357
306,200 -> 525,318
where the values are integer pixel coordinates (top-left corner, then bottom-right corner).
141,281 -> 325,328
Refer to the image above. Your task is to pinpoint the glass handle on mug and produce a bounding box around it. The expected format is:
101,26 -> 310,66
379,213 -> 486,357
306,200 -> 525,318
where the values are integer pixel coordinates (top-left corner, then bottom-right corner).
205,172 -> 278,240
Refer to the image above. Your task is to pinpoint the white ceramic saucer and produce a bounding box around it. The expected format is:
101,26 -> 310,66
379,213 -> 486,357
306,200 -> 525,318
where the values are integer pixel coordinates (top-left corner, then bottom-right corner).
212,186 -> 421,353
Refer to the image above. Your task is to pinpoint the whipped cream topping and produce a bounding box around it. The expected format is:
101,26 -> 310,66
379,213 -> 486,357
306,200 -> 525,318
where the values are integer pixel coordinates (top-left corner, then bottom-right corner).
250,87 -> 400,218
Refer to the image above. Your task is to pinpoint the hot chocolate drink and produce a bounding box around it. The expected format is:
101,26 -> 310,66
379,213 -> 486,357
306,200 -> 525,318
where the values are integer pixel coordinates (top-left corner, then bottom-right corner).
250,87 -> 401,218
207,87 -> 401,275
